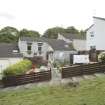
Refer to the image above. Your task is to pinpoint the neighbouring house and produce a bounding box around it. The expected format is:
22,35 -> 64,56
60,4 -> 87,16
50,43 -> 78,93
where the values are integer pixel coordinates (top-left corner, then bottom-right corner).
58,33 -> 86,51
0,43 -> 23,73
86,16 -> 105,51
41,37 -> 77,62
18,37 -> 77,63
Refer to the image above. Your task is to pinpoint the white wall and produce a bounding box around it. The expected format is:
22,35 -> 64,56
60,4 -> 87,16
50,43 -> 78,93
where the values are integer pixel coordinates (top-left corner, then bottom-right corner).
94,18 -> 105,50
86,17 -> 105,50
9,58 -> 23,65
18,39 -> 28,56
0,58 -> 23,73
18,39 -> 54,60
86,25 -> 95,50
73,39 -> 86,51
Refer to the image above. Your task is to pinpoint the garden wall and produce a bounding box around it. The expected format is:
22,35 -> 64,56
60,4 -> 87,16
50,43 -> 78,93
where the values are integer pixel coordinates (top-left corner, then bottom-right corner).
62,62 -> 105,78
2,70 -> 51,87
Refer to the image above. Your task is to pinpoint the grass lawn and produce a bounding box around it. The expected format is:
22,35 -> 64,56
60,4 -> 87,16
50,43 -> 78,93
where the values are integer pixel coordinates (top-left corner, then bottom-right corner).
0,76 -> 105,105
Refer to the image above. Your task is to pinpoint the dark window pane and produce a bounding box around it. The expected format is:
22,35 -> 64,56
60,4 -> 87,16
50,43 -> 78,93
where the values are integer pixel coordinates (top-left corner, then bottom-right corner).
27,45 -> 31,51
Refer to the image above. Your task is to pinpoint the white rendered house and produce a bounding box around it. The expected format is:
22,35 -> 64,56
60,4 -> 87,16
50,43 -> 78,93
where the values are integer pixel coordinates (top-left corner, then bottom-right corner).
86,16 -> 105,51
0,43 -> 23,74
18,37 -> 77,62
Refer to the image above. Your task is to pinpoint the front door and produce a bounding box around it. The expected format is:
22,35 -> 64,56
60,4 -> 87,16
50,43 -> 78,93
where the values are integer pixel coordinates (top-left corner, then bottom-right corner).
46,52 -> 49,60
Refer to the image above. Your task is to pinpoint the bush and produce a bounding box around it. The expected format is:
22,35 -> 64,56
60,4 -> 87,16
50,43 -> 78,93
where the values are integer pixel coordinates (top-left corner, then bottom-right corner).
3,59 -> 32,77
98,52 -> 105,62
53,59 -> 70,68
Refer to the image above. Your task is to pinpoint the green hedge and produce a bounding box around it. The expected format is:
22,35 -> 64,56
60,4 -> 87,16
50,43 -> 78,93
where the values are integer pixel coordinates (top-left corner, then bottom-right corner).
3,59 -> 32,77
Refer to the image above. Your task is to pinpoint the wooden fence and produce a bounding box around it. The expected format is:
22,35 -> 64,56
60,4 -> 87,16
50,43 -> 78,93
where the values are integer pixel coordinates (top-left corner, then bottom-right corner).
62,62 -> 105,78
2,70 -> 51,87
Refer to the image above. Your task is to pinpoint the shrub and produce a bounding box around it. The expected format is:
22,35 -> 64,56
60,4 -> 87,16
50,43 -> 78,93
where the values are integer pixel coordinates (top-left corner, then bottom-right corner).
53,59 -> 70,68
98,52 -> 105,63
53,61 -> 58,68
3,59 -> 32,77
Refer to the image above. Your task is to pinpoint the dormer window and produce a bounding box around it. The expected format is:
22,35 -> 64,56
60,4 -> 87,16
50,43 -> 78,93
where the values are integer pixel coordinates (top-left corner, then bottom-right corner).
12,50 -> 19,53
65,44 -> 69,48
90,46 -> 96,50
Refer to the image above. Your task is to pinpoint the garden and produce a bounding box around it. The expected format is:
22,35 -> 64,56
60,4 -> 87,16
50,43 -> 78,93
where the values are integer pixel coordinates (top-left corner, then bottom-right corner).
0,76 -> 105,105
1,59 -> 51,87
3,59 -> 32,77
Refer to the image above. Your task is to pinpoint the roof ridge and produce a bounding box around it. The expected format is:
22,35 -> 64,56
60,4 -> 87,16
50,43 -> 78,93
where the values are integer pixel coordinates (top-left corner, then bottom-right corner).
85,24 -> 94,31
59,33 -> 85,40
93,16 -> 105,21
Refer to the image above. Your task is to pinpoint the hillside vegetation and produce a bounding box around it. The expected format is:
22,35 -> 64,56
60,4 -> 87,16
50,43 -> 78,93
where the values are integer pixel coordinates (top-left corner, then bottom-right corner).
0,26 -> 85,43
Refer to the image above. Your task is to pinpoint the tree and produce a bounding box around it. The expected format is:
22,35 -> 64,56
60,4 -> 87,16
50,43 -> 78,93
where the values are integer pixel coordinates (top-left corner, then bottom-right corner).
0,27 -> 40,43
43,27 -> 65,39
0,26 -> 19,43
43,26 -> 86,39
98,52 -> 105,62
19,29 -> 40,38
79,30 -> 86,36
65,26 -> 79,34
0,26 -> 19,36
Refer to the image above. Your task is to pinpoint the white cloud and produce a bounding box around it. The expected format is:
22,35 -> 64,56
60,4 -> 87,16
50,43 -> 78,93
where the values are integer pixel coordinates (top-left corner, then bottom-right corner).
0,0 -> 105,34
0,12 -> 15,20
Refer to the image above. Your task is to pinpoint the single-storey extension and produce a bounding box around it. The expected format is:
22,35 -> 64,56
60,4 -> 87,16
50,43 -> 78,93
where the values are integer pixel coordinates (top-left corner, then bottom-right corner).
0,43 -> 23,73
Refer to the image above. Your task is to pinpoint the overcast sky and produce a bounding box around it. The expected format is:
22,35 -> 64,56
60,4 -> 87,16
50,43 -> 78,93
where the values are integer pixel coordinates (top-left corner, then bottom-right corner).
0,0 -> 104,34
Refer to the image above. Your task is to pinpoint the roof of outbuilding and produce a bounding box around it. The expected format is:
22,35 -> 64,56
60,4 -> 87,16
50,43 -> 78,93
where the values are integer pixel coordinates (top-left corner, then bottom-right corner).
60,33 -> 86,40
20,37 -> 75,51
0,43 -> 23,58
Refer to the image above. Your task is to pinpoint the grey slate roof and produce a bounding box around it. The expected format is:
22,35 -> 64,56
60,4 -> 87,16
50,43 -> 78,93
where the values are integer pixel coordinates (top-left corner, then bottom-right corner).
19,37 -> 45,42
0,43 -> 23,58
20,37 -> 75,51
40,37 -> 74,51
93,16 -> 105,21
19,37 -> 35,42
60,33 -> 86,40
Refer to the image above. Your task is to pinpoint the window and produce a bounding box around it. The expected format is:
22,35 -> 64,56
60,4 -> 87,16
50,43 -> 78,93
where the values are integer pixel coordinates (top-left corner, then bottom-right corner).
27,43 -> 32,54
38,46 -> 42,54
90,31 -> 94,37
34,53 -> 37,55
91,34 -> 94,37
65,44 -> 69,48
12,50 -> 19,54
28,45 -> 31,51
12,50 -> 18,53
90,46 -> 96,50
37,42 -> 43,55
